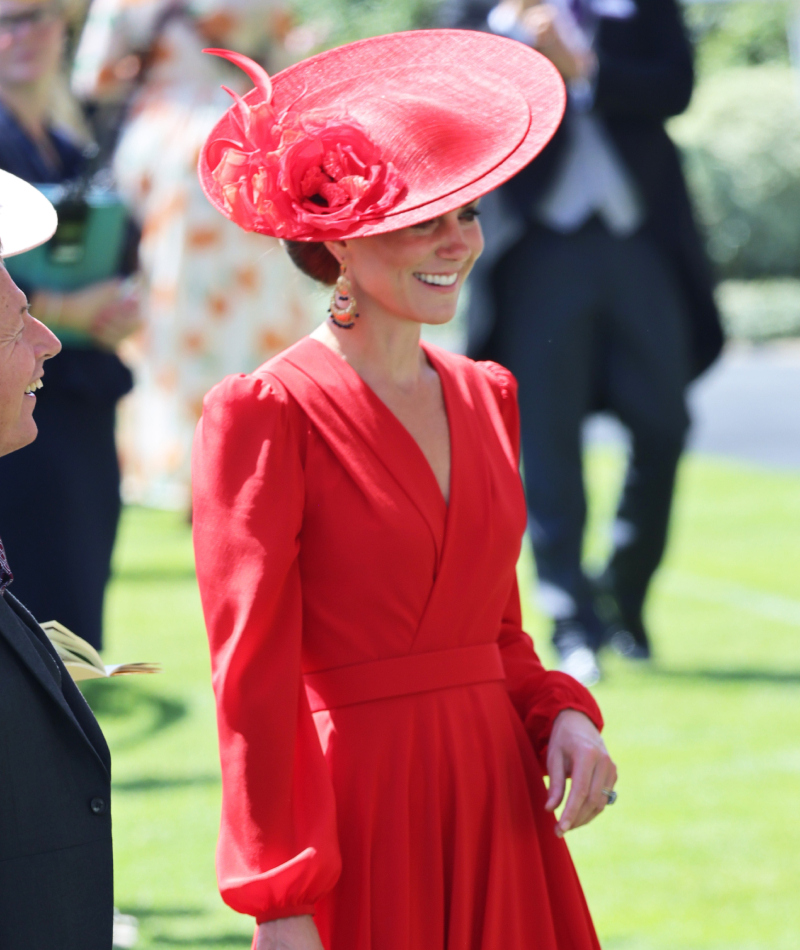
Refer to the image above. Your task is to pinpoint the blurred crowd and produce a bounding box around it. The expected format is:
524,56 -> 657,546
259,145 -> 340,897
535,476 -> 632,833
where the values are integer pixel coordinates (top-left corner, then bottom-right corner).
0,0 -> 327,648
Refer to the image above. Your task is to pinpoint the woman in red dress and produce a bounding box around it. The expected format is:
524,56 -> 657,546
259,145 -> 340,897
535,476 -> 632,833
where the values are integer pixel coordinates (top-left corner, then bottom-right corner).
192,30 -> 618,950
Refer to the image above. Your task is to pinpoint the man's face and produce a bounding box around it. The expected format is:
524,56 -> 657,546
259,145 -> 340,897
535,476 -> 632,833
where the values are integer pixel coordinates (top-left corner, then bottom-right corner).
0,263 -> 60,457
0,0 -> 65,88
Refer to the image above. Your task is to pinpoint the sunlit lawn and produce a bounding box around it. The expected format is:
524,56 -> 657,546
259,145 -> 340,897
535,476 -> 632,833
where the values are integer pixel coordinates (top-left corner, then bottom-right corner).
89,447 -> 800,949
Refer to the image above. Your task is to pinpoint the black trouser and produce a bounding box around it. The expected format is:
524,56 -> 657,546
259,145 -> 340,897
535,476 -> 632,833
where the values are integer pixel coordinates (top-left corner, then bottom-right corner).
489,219 -> 690,648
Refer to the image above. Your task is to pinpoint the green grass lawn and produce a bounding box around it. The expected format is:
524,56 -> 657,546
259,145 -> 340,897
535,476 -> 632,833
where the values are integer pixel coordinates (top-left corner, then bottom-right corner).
91,448 -> 800,949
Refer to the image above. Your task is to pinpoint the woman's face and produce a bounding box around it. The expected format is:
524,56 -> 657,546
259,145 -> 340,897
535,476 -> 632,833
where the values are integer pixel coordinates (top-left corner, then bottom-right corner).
0,0 -> 65,88
330,203 -> 484,327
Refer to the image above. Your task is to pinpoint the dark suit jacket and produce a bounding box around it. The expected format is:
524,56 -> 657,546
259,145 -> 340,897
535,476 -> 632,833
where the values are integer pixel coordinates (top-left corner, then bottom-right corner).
0,591 -> 113,950
440,0 -> 724,380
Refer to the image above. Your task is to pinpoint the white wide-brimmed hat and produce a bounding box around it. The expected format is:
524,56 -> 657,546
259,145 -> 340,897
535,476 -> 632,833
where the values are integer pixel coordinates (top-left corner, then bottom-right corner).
0,170 -> 58,258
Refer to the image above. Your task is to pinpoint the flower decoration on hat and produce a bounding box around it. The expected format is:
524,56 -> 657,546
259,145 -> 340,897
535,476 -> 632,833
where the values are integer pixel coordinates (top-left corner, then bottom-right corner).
202,49 -> 407,240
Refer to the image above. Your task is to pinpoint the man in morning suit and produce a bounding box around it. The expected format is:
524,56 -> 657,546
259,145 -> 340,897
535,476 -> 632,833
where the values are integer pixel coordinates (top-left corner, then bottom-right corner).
442,0 -> 723,683
0,170 -> 114,949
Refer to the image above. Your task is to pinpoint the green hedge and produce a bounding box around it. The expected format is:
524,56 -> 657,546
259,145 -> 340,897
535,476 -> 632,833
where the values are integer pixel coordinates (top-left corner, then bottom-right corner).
684,0 -> 790,73
670,65 -> 800,280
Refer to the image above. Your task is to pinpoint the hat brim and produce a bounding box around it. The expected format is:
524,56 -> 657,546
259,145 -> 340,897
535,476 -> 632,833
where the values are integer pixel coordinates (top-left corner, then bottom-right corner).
200,30 -> 566,241
0,170 -> 58,258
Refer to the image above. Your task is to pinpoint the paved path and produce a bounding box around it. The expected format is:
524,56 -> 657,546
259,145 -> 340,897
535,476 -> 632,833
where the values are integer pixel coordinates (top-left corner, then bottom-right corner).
687,341 -> 800,470
585,341 -> 800,472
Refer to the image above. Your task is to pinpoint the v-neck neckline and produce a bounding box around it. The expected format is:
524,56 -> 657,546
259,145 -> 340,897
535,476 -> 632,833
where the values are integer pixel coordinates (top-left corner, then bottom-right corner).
305,336 -> 453,510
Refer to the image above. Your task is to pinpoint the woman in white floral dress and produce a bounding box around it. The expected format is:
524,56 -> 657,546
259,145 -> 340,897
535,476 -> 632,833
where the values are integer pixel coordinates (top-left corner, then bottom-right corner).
72,0 -> 320,507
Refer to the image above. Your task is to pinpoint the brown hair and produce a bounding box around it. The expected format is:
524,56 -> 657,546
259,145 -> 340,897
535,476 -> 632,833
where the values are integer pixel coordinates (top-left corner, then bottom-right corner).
284,240 -> 340,286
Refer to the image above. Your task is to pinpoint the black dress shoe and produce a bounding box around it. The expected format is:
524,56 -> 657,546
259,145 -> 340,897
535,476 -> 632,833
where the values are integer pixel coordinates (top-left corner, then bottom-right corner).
591,574 -> 652,660
609,623 -> 652,660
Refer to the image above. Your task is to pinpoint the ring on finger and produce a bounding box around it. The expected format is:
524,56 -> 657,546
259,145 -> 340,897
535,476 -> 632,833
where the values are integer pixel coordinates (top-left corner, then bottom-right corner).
601,787 -> 617,805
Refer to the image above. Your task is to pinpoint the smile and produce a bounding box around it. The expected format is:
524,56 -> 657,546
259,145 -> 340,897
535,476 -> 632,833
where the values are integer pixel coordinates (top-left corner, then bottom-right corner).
25,379 -> 43,395
413,272 -> 458,287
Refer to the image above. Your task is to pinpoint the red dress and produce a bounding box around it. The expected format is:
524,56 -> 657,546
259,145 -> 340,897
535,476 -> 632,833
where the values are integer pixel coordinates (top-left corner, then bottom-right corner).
192,337 -> 604,950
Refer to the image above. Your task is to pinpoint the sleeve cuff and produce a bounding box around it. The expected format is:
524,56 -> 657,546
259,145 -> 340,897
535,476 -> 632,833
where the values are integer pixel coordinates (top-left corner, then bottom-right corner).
255,904 -> 317,924
524,671 -> 604,772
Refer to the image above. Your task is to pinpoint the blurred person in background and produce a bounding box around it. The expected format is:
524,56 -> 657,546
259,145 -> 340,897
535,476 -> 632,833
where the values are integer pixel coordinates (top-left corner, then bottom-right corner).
443,0 -> 723,684
71,0 -> 320,510
0,0 -> 141,650
0,170 -> 113,950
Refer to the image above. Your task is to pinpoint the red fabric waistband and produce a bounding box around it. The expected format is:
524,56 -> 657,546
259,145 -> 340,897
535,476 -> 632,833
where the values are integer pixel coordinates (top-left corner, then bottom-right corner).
303,643 -> 505,712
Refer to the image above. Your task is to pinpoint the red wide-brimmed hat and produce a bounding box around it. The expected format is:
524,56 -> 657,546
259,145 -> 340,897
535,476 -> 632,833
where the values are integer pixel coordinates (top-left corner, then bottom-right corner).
199,30 -> 565,242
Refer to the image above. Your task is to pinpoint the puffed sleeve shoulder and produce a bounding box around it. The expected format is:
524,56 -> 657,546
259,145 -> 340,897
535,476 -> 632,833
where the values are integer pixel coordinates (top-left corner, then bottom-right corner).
192,372 -> 341,923
476,361 -> 604,770
476,359 -> 521,457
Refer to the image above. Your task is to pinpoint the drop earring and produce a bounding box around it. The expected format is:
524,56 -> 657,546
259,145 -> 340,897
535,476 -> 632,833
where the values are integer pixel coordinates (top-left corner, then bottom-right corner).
328,263 -> 358,329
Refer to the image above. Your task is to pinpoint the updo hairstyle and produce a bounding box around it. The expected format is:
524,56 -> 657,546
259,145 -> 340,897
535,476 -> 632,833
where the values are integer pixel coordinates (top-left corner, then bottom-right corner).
284,240 -> 340,286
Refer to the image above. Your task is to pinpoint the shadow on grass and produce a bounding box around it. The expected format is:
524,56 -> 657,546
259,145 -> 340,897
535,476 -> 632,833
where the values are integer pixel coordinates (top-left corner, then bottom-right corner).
112,566 -> 197,583
152,936 -> 251,947
654,666 -> 800,685
114,773 -> 220,793
121,906 -> 204,919
119,906 -> 250,945
80,681 -> 187,747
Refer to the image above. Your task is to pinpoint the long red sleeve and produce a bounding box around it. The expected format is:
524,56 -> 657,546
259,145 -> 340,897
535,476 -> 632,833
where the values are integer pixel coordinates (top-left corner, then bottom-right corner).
192,372 -> 341,923
480,362 -> 604,770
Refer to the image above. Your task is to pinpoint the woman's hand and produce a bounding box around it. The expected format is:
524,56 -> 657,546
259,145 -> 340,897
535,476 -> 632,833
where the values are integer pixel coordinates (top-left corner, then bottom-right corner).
255,915 -> 325,950
32,278 -> 142,350
34,280 -> 120,333
88,281 -> 141,350
545,709 -> 617,837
